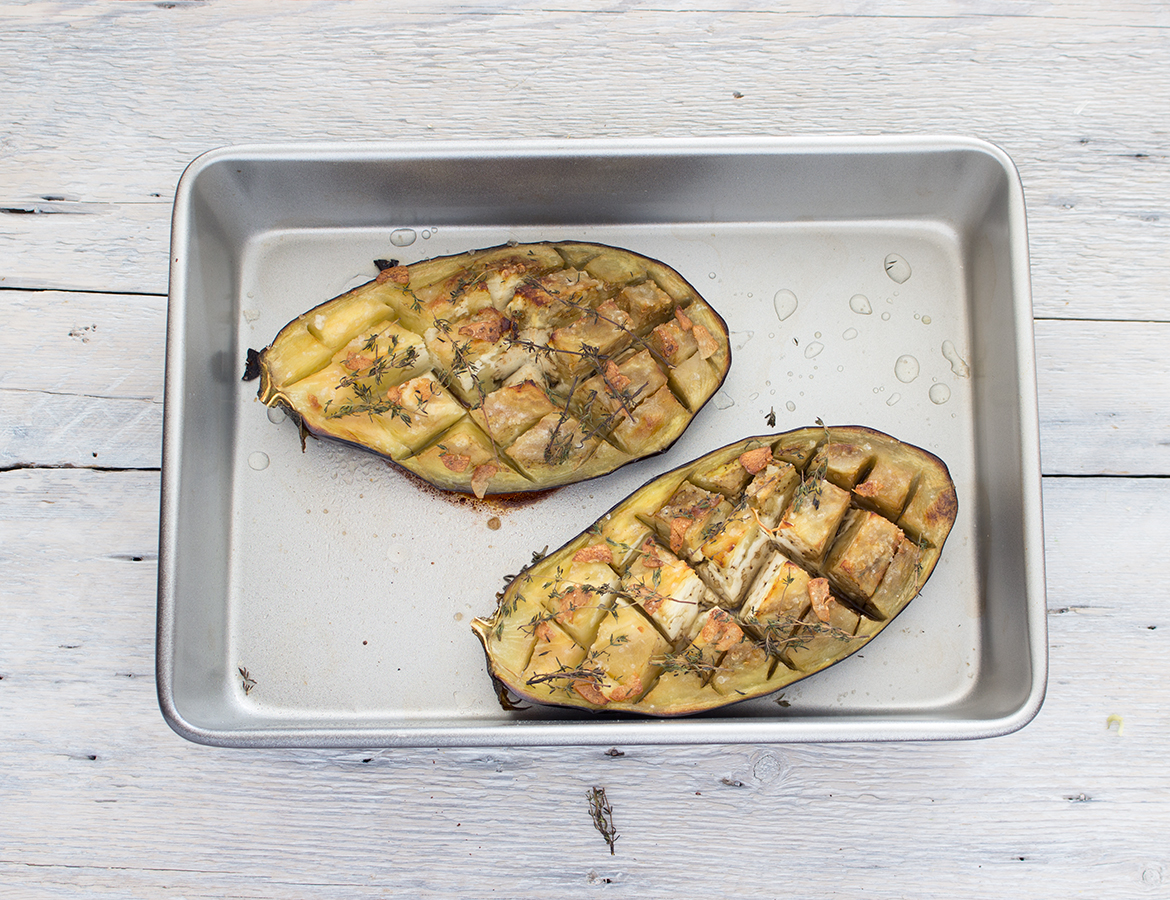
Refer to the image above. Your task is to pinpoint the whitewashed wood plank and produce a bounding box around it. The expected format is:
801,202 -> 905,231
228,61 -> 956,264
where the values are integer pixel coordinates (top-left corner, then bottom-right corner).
6,0 -> 1170,21
0,391 -> 161,469
0,290 -> 164,396
0,202 -> 169,294
1036,320 -> 1170,475
0,291 -> 164,468
1,471 -> 1168,898
0,1 -> 1166,321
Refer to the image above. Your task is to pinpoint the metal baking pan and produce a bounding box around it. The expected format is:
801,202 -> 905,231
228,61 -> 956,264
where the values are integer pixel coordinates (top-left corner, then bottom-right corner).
158,137 -> 1046,747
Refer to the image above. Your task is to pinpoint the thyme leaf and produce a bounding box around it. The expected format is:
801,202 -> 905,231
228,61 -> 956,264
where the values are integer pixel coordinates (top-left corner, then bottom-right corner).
238,666 -> 257,695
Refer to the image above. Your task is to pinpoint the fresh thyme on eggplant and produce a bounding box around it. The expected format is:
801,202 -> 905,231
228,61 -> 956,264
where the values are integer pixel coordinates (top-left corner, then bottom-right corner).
472,425 -> 957,716
252,242 -> 731,497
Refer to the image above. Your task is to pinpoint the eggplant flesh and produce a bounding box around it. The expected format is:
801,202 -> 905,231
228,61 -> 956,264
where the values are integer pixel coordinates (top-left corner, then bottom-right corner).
471,426 -> 957,716
254,242 -> 730,497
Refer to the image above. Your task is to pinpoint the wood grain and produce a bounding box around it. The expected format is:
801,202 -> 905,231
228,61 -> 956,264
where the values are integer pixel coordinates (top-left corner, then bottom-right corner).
3,2 -> 1169,897
0,1 -> 1167,318
1,291 -> 164,469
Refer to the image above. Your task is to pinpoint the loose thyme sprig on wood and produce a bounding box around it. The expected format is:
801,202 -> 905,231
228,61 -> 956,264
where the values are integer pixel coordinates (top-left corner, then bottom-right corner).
587,787 -> 619,855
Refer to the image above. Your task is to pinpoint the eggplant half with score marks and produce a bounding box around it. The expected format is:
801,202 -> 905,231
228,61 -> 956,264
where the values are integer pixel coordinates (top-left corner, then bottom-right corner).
252,242 -> 731,497
472,426 -> 957,716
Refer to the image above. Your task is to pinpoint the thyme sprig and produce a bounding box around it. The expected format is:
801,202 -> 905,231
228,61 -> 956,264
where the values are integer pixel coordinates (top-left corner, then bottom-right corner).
559,379 -> 649,466
524,634 -> 629,692
520,276 -> 671,370
791,418 -> 832,512
506,275 -> 675,462
581,345 -> 641,420
430,316 -> 479,391
323,331 -> 426,422
914,535 -> 930,578
525,665 -> 607,688
587,787 -> 619,855
325,381 -> 417,423
619,580 -> 700,613
491,546 -> 549,640
653,645 -> 724,679
543,374 -> 581,465
754,614 -> 859,659
519,577 -> 622,635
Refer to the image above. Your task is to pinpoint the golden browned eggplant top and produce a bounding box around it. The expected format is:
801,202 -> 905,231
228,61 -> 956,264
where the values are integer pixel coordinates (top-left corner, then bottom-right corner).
472,425 -> 957,716
253,242 -> 731,496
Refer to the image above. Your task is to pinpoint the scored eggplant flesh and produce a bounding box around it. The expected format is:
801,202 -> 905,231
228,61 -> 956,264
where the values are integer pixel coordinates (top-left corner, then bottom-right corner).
253,242 -> 731,497
471,425 -> 957,716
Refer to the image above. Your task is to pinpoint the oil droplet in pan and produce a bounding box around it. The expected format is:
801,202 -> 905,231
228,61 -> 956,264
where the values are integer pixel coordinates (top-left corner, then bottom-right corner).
884,253 -> 912,284
248,451 -> 270,471
842,327 -> 858,341
929,383 -> 952,404
390,228 -> 417,247
804,341 -> 824,359
894,354 -> 920,383
267,407 -> 287,425
942,340 -> 971,377
849,294 -> 873,315
785,401 -> 796,412
886,392 -> 901,407
773,289 -> 798,321
713,391 -> 736,410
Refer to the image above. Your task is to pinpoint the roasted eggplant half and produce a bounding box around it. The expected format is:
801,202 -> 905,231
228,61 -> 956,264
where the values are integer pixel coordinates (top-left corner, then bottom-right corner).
472,425 -> 957,716
253,242 -> 730,496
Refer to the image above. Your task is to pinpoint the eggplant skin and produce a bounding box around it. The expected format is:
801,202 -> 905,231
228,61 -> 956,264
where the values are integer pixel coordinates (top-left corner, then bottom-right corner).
253,242 -> 731,497
471,426 -> 958,717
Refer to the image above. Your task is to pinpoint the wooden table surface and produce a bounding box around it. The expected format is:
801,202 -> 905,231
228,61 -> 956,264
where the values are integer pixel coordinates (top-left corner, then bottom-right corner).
3,2 -> 1168,897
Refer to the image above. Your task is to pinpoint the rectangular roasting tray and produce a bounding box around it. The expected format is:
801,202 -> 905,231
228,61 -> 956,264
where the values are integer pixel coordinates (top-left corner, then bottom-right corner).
159,137 -> 1046,747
